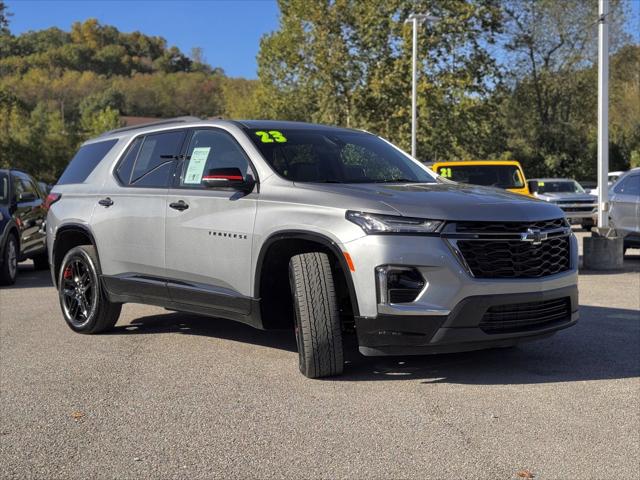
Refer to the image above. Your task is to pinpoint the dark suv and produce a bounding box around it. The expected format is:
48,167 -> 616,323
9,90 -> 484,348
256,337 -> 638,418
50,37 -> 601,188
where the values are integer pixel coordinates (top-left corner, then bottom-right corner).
0,169 -> 49,285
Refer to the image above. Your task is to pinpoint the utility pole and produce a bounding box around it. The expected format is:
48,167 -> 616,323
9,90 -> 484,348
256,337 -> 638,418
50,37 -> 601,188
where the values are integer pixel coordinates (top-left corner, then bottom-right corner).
405,12 -> 439,159
584,0 -> 623,270
597,0 -> 609,229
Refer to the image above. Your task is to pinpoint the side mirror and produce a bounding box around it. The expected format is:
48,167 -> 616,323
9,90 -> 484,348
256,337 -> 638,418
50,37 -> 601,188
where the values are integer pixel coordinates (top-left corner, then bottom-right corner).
527,180 -> 538,193
202,168 -> 255,192
18,192 -> 37,203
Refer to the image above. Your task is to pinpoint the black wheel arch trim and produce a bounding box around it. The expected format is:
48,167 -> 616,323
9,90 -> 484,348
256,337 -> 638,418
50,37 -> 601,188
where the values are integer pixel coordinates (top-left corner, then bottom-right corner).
52,223 -> 100,287
254,230 -> 360,317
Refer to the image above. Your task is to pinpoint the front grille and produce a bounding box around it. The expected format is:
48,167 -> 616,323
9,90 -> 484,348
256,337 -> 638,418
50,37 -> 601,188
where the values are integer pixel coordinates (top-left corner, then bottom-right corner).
455,218 -> 565,234
457,236 -> 570,278
480,297 -> 571,334
449,218 -> 571,279
555,200 -> 595,205
562,206 -> 595,213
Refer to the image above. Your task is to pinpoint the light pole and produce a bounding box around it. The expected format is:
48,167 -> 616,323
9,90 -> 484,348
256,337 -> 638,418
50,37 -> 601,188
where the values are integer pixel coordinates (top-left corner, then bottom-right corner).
584,0 -> 623,270
597,0 -> 609,229
405,12 -> 439,159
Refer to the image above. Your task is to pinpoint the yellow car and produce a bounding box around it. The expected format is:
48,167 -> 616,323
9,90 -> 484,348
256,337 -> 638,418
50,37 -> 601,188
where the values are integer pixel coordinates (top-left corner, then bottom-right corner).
432,160 -> 531,196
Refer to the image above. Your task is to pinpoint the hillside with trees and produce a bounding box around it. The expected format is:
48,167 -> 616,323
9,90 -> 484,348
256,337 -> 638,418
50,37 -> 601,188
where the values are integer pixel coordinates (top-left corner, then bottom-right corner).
0,0 -> 638,183
0,3 -> 255,181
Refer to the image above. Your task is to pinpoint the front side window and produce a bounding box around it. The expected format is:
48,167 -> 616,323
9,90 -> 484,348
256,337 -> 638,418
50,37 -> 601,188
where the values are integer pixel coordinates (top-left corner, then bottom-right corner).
437,164 -> 524,189
178,129 -> 252,187
246,129 -> 435,184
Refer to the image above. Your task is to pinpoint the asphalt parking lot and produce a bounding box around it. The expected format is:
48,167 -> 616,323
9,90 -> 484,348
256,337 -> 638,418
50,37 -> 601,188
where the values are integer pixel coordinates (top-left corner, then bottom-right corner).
1,231 -> 638,479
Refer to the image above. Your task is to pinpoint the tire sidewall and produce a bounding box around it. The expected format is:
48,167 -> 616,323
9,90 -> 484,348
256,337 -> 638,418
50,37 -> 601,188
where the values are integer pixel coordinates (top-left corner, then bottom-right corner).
58,246 -> 101,333
288,263 -> 308,372
6,235 -> 18,282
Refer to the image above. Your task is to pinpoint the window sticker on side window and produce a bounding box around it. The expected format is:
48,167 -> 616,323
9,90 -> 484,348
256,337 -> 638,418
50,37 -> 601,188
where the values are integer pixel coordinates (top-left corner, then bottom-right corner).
184,147 -> 211,184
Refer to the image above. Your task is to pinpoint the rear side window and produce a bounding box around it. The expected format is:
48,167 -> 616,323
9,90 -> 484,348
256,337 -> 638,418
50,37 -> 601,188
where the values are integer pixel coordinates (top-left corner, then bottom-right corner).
126,131 -> 186,188
57,139 -> 118,185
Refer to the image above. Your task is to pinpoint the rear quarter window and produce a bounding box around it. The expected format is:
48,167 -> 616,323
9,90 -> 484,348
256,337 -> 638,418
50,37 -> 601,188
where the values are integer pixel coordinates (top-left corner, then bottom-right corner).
57,139 -> 119,185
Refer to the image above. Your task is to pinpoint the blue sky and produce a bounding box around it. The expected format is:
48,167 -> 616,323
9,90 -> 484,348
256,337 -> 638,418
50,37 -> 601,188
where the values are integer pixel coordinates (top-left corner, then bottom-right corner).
5,0 -> 281,78
5,0 -> 640,79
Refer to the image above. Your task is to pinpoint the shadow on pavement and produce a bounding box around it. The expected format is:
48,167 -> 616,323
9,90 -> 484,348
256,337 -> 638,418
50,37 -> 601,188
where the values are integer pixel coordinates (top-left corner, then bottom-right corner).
111,304 -> 639,385
110,312 -> 298,353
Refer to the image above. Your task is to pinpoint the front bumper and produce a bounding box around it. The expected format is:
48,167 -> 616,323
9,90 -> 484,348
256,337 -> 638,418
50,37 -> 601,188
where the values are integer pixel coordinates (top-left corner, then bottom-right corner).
356,285 -> 578,356
342,231 -> 579,355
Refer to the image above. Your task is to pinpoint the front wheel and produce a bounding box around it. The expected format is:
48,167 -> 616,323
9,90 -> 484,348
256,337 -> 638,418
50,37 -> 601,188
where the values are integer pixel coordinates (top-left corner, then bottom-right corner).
58,245 -> 121,334
289,252 -> 343,378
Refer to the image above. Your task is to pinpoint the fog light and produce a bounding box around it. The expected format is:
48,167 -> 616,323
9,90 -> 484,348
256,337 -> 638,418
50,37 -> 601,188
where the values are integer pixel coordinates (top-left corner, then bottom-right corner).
376,266 -> 425,304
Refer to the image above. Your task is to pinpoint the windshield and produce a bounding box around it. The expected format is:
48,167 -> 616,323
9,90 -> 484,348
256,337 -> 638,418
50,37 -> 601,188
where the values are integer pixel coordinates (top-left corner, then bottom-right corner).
533,180 -> 584,194
436,164 -> 524,189
246,129 -> 436,184
0,172 -> 8,205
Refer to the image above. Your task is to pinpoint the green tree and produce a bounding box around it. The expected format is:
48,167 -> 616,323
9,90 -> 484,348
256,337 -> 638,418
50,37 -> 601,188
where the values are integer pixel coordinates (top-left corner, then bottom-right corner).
255,0 -> 504,161
80,106 -> 121,137
500,0 -> 632,178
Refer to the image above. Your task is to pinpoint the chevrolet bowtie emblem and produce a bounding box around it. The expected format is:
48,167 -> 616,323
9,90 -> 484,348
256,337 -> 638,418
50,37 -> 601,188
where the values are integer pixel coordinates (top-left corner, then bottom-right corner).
520,228 -> 547,245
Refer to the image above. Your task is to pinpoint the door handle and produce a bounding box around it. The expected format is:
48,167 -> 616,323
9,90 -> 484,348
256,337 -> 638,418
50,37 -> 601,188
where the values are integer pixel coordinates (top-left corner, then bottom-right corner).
98,197 -> 114,207
169,200 -> 189,211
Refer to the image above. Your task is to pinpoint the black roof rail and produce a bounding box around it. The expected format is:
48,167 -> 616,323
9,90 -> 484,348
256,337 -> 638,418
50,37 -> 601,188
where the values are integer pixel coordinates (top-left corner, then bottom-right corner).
99,116 -> 202,137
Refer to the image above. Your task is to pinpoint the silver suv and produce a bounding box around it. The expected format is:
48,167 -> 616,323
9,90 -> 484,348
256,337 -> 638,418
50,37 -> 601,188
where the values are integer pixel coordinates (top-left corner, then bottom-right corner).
47,119 -> 578,378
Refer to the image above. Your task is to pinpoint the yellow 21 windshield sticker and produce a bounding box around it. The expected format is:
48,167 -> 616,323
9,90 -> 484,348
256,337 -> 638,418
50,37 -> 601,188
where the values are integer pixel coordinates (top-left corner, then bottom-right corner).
255,130 -> 287,143
439,167 -> 452,178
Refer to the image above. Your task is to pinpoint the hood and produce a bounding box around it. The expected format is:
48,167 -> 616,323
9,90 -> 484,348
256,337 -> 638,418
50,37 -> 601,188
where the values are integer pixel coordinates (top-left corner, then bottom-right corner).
535,192 -> 596,202
298,182 -> 565,222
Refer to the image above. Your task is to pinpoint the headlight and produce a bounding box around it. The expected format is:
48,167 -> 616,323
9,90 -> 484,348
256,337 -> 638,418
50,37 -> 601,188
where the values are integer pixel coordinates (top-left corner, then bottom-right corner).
346,211 -> 443,234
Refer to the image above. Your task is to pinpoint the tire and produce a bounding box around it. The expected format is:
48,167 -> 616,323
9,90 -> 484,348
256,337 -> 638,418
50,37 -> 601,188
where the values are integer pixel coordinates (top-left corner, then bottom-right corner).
289,252 -> 343,378
32,251 -> 49,271
0,234 -> 18,286
58,245 -> 121,334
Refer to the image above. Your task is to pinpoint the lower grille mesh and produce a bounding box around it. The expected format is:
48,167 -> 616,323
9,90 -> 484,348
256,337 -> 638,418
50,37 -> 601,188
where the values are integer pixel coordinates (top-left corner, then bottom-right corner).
480,297 -> 571,334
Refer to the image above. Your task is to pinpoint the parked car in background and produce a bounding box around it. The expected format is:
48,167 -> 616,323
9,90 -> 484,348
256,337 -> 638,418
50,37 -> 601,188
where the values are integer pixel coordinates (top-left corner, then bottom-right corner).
0,169 -> 49,285
578,180 -> 597,195
432,160 -> 531,196
528,178 -> 597,230
608,171 -> 625,186
609,168 -> 640,253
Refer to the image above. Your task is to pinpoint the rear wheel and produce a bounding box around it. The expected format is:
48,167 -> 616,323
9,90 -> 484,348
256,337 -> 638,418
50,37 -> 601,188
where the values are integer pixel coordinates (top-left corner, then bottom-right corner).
289,252 -> 343,378
58,245 -> 121,334
0,234 -> 18,286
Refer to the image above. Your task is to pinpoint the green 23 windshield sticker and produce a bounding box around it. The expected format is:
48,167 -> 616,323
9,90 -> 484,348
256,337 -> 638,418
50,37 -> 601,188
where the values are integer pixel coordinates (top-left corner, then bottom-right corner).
255,130 -> 287,143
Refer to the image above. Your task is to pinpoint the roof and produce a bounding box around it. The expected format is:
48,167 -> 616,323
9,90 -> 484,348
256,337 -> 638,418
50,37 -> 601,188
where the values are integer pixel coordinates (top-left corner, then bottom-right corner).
231,119 -> 364,134
94,118 -> 368,143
